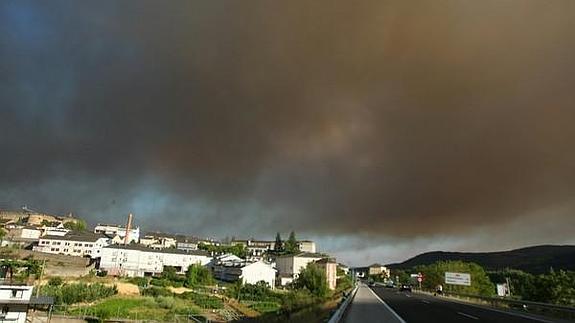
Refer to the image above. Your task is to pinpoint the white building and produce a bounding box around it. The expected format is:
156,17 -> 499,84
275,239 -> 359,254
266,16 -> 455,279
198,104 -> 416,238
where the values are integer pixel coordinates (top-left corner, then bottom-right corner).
212,261 -> 276,288
99,244 -> 211,277
275,252 -> 325,285
41,223 -> 70,237
176,239 -> 199,252
297,240 -> 316,253
94,224 -> 140,244
0,285 -> 34,323
33,232 -> 110,258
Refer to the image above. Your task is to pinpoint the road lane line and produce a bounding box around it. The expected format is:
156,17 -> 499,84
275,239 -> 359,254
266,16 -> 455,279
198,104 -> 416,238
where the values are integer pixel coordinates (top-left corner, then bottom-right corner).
367,287 -> 407,323
457,312 -> 479,320
405,294 -> 411,297
421,300 -> 430,304
433,296 -> 555,323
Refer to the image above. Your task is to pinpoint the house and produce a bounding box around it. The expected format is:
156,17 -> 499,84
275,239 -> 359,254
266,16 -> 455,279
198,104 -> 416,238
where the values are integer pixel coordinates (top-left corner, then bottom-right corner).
275,252 -> 325,285
231,239 -> 275,260
231,238 -> 317,260
176,239 -> 199,252
41,223 -> 70,237
297,240 -> 317,253
99,244 -> 211,277
316,258 -> 337,290
212,260 -> 276,288
337,263 -> 350,275
94,223 -> 140,244
1,227 -> 41,248
368,263 -> 390,277
0,285 -> 34,323
33,232 -> 110,258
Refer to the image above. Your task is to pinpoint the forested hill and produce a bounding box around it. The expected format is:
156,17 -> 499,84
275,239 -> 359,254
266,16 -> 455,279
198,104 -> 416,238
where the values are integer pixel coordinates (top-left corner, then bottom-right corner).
387,245 -> 575,274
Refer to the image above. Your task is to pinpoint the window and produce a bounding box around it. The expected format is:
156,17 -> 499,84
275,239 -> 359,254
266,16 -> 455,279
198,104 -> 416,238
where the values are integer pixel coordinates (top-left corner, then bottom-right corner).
11,290 -> 23,298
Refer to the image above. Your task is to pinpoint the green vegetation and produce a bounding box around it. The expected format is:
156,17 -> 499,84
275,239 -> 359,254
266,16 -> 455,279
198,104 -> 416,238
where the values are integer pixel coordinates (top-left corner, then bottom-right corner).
284,231 -> 299,254
179,291 -> 223,309
294,262 -> 329,298
198,242 -> 248,258
336,269 -> 353,293
63,219 -> 87,231
489,269 -> 575,306
415,261 -> 494,296
141,286 -> 173,297
41,282 -> 118,305
185,264 -> 214,287
64,296 -> 202,322
0,259 -> 42,281
274,232 -> 284,253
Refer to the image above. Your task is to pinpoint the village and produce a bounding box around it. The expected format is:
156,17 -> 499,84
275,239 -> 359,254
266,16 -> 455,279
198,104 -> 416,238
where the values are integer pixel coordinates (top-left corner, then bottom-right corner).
0,208 -> 388,322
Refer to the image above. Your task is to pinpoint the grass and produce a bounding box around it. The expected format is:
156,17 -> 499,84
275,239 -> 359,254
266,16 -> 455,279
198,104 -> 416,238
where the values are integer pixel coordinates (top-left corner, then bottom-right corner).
64,296 -> 202,321
248,301 -> 281,313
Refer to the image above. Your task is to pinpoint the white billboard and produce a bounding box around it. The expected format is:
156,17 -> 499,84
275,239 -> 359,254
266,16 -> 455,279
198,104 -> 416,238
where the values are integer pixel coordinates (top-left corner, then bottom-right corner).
445,272 -> 471,286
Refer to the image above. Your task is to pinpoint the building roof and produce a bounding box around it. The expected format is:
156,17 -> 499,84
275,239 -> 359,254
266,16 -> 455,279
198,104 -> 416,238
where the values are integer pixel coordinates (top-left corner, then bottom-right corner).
41,231 -> 107,242
368,263 -> 386,268
315,257 -> 336,264
277,252 -> 327,259
104,244 -> 210,256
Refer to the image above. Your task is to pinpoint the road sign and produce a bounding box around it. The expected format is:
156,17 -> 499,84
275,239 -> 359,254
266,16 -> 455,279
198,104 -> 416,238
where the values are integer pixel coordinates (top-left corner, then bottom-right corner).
445,272 -> 471,286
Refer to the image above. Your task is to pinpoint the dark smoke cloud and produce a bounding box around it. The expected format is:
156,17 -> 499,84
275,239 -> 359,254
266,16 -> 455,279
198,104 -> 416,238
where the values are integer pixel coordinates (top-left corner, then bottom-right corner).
1,1 -> 575,251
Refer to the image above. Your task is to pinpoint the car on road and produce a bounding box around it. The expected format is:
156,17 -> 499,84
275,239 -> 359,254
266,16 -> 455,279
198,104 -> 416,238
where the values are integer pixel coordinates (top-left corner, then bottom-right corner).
399,284 -> 412,292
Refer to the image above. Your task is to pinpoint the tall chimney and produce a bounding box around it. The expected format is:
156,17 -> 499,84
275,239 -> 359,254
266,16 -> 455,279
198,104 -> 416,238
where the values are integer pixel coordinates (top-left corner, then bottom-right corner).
124,213 -> 133,245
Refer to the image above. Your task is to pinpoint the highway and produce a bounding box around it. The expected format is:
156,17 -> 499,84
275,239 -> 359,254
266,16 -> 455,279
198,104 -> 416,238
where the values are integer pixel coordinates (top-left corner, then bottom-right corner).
343,284 -> 570,323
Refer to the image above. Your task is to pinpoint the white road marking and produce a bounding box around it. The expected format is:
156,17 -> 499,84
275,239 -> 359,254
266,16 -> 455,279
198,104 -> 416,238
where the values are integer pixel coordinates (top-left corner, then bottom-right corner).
437,297 -> 555,323
421,300 -> 430,304
405,294 -> 411,297
367,287 -> 407,323
457,312 -> 479,320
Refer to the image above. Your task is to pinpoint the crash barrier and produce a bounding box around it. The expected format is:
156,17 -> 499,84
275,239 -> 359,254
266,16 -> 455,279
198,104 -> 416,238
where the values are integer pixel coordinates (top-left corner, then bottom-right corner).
327,285 -> 359,323
421,290 -> 575,321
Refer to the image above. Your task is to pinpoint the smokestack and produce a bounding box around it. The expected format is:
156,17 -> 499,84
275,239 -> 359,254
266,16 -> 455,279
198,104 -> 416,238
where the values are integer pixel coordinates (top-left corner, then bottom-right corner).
124,213 -> 133,245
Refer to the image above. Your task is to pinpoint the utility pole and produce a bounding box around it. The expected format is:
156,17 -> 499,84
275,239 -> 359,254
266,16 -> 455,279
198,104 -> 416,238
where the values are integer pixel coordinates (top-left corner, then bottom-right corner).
36,258 -> 46,297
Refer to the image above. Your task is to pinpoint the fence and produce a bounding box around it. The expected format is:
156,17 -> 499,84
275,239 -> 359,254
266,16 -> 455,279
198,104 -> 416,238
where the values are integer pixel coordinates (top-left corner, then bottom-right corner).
327,285 -> 359,323
417,290 -> 575,321
41,305 -> 210,323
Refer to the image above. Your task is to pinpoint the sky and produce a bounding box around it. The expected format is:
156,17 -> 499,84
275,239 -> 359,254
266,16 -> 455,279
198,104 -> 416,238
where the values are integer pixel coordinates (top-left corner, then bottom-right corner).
1,1 -> 575,266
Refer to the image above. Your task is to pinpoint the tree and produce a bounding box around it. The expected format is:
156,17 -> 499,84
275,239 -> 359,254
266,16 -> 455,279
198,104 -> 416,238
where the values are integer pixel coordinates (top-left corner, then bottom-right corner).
185,264 -> 214,287
415,261 -> 494,296
274,232 -> 284,254
294,263 -> 328,298
63,219 -> 87,232
0,228 -> 5,246
285,231 -> 299,254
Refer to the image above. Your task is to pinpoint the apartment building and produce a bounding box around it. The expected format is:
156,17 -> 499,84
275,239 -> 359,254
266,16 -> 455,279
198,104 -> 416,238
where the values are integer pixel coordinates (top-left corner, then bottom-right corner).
33,232 -> 109,258
94,224 -> 140,244
99,244 -> 211,277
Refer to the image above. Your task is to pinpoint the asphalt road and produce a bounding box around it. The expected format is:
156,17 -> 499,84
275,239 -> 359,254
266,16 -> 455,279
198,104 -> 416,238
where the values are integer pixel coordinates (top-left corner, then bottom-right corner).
344,284 -> 569,323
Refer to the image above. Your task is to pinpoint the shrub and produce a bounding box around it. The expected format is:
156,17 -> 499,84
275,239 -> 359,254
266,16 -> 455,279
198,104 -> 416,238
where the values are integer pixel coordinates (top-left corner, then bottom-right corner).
47,277 -> 64,287
179,292 -> 223,309
294,263 -> 329,298
129,277 -> 149,288
41,283 -> 117,305
141,286 -> 173,297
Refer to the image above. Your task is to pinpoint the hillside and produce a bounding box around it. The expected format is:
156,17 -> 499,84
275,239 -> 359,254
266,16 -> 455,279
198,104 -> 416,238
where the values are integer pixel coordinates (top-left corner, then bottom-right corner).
387,245 -> 575,274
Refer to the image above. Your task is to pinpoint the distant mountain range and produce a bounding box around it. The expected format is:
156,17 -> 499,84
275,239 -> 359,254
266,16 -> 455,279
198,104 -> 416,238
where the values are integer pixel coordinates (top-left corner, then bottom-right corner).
387,245 -> 575,274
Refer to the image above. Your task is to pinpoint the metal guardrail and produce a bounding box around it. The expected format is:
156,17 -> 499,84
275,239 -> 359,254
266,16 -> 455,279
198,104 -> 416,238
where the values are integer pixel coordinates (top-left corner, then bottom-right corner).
421,290 -> 575,321
327,285 -> 359,323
